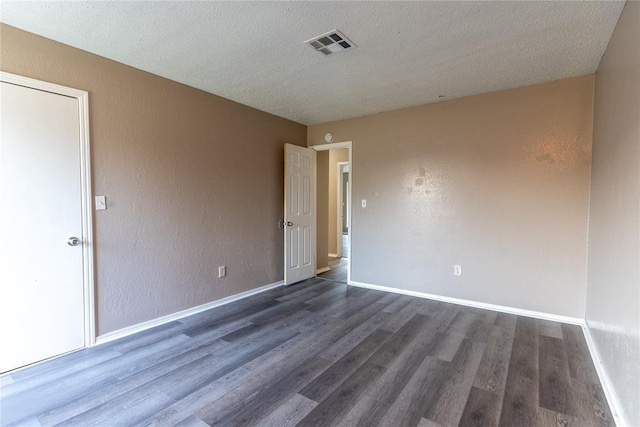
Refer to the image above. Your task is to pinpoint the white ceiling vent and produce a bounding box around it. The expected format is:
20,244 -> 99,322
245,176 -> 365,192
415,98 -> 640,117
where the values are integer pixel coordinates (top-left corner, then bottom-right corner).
305,30 -> 356,56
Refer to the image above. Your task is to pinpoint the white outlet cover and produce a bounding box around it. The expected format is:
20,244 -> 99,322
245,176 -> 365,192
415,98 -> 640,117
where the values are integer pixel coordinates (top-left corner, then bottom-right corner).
454,265 -> 462,276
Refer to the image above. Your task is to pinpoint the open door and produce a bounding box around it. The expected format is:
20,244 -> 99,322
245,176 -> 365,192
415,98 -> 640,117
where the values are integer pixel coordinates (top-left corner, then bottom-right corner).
284,143 -> 315,285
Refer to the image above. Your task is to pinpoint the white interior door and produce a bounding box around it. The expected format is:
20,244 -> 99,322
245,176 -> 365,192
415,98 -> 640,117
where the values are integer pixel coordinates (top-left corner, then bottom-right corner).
0,81 -> 86,372
284,143 -> 315,285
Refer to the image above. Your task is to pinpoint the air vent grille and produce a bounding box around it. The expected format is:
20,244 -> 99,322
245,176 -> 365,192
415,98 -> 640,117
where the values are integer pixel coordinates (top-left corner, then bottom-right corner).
305,30 -> 356,56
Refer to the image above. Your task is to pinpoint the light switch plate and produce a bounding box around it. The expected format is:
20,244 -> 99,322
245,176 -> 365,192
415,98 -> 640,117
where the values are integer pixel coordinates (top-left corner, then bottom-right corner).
95,196 -> 107,210
361,199 -> 367,208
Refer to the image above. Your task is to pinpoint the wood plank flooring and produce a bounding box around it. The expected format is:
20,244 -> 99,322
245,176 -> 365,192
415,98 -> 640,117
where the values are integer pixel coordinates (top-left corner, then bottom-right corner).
0,278 -> 614,427
318,258 -> 348,283
320,235 -> 349,283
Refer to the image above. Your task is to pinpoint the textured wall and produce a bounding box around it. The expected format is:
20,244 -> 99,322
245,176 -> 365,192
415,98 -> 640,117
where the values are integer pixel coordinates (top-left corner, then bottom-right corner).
587,2 -> 640,425
316,151 -> 329,270
0,24 -> 307,336
328,149 -> 349,255
309,76 -> 594,318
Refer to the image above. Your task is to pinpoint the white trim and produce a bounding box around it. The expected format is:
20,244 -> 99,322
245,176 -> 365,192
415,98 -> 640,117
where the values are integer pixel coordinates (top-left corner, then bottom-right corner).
313,149 -> 318,280
0,72 -> 88,99
311,141 -> 352,284
582,320 -> 627,427
0,72 -> 96,347
95,280 -> 284,345
347,280 -> 583,325
315,267 -> 331,274
312,141 -> 352,150
328,253 -> 339,258
77,86 -> 95,347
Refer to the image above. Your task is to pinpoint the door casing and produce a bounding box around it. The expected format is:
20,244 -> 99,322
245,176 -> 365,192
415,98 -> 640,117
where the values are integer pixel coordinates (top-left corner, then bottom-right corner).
1,72 -> 96,349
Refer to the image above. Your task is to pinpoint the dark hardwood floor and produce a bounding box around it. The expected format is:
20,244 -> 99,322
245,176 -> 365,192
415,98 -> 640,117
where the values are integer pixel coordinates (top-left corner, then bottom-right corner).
319,234 -> 349,283
318,258 -> 348,283
0,278 -> 613,426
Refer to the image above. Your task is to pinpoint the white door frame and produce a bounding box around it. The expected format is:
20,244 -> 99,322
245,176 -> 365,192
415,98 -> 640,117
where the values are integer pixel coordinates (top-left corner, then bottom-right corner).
311,141 -> 352,284
336,161 -> 349,258
1,72 -> 96,346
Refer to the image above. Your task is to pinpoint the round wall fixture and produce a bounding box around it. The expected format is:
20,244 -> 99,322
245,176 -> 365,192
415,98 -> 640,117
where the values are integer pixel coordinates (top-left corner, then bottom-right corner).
324,132 -> 334,143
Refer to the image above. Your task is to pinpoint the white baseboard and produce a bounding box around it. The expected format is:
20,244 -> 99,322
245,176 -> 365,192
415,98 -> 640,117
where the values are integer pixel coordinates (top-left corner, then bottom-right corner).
95,280 -> 284,345
581,320 -> 627,427
315,267 -> 331,274
347,280 -> 583,325
328,253 -> 339,258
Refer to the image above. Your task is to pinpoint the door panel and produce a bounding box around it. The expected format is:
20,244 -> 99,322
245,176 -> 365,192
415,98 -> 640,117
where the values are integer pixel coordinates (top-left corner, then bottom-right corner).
0,82 -> 86,372
284,144 -> 315,285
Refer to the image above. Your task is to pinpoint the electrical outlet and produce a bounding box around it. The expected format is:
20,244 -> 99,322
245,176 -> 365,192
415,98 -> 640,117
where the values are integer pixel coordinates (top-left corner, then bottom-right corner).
218,265 -> 226,278
453,265 -> 462,276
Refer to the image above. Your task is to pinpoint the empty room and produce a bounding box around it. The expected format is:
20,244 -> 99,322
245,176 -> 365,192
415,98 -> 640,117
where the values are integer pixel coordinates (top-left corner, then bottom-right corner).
0,1 -> 638,426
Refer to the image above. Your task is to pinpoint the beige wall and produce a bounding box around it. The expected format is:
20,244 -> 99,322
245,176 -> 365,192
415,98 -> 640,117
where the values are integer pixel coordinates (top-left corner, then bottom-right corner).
586,2 -> 640,425
0,24 -> 307,336
316,151 -> 329,270
309,76 -> 594,318
328,149 -> 349,255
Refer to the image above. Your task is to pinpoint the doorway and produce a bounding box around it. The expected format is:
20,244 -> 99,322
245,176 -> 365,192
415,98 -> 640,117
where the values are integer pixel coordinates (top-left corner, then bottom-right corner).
337,161 -> 349,260
341,163 -> 349,235
0,73 -> 95,373
312,142 -> 352,284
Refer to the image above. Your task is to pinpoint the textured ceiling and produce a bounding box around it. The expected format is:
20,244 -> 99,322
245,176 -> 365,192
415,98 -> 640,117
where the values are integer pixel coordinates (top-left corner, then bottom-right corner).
0,1 -> 625,125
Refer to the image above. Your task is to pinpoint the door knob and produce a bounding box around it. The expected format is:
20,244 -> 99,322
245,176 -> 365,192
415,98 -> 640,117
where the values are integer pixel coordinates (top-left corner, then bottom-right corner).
286,222 -> 293,226
67,237 -> 82,246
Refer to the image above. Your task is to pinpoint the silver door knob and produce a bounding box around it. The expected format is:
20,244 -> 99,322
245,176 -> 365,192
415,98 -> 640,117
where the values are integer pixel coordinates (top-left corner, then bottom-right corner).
67,237 -> 82,246
286,222 -> 293,226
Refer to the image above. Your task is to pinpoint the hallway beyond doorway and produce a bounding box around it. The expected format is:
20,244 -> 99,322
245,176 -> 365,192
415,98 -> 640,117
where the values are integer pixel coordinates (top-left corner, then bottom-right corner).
319,235 -> 349,283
